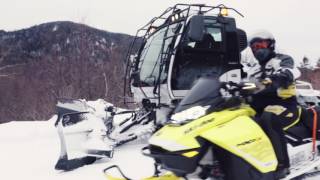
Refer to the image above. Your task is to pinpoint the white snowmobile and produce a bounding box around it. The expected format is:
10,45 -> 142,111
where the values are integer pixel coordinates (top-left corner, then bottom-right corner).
54,99 -> 156,171
296,80 -> 320,107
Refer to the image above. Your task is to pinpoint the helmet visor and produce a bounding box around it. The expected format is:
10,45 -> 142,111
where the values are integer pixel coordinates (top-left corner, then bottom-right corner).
250,40 -> 270,52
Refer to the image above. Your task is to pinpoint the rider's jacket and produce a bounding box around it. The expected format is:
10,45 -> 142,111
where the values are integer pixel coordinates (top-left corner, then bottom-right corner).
244,53 -> 301,113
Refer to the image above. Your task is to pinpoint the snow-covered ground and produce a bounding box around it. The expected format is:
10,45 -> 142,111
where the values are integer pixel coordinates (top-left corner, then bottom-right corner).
0,100 -> 155,180
0,99 -> 319,180
0,117 -> 157,180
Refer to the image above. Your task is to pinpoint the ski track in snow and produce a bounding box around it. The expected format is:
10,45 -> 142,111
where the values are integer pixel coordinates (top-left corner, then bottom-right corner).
0,116 -> 319,179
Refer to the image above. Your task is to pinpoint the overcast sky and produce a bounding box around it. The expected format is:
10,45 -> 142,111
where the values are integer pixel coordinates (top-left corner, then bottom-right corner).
0,0 -> 319,63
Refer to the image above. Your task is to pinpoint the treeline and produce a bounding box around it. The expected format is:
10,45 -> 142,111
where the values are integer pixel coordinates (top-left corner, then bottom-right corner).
299,67 -> 320,90
0,48 -> 127,123
0,22 -> 136,123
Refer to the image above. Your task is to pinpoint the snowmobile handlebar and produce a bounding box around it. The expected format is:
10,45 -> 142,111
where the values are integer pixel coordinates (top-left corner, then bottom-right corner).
221,80 -> 267,97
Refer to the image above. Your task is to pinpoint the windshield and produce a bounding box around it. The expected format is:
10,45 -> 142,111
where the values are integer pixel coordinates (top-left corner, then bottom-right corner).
185,18 -> 223,50
138,22 -> 182,85
174,76 -> 224,113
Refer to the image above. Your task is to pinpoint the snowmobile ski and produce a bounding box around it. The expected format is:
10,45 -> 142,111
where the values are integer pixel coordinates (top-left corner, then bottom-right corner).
103,165 -> 184,180
281,156 -> 320,180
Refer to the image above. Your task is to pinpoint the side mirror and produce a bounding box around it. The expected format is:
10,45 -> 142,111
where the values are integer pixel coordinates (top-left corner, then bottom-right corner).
237,29 -> 248,52
188,15 -> 205,42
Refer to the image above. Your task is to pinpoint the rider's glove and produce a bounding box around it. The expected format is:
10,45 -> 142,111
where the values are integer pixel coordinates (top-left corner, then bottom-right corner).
268,69 -> 294,88
261,78 -> 272,85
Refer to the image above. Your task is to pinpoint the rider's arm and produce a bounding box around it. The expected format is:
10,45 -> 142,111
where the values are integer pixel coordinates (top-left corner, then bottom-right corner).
269,54 -> 301,88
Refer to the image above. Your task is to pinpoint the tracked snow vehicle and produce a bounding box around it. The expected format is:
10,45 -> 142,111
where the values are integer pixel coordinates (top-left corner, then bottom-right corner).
124,3 -> 246,108
54,4 -> 248,171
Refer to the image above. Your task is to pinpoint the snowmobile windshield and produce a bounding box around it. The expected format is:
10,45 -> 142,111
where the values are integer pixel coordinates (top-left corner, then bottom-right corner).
174,76 -> 225,113
138,22 -> 182,86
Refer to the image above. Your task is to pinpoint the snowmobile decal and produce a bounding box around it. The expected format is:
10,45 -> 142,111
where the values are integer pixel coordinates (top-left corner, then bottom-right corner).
201,115 -> 277,173
264,105 -> 287,115
181,150 -> 199,158
283,106 -> 302,130
149,106 -> 256,152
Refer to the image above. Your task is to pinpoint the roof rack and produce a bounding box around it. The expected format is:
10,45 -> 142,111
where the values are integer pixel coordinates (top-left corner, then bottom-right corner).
135,4 -> 244,38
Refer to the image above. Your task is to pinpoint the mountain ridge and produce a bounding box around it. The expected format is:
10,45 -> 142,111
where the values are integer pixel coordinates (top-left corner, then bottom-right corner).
0,21 -> 138,123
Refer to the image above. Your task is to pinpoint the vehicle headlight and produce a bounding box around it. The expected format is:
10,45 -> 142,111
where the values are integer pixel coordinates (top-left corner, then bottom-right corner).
169,106 -> 209,125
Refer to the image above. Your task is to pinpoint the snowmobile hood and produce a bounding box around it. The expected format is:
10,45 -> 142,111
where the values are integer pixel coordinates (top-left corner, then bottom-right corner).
149,106 -> 256,152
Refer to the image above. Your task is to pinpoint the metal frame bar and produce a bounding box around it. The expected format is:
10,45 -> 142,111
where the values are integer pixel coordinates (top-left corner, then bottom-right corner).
123,4 -> 244,105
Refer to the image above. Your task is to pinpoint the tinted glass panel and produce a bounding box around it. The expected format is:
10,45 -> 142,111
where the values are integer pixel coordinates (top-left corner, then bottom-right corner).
139,23 -> 181,85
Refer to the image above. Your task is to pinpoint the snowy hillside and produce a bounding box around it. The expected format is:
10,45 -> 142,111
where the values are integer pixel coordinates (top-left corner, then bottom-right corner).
0,99 -> 319,180
0,21 -> 135,123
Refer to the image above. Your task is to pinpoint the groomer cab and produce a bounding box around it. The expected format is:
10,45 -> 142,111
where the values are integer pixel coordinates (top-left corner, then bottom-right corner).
124,4 -> 248,107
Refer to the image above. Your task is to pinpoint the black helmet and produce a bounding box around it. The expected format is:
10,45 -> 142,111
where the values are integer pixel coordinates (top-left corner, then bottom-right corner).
249,30 -> 276,65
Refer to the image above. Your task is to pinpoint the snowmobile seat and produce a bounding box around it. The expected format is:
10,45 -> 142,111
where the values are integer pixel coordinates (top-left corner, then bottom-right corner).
285,125 -> 312,146
300,106 -> 320,131
285,106 -> 320,146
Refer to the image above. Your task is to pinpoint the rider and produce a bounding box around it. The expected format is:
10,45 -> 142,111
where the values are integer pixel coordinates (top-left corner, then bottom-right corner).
245,30 -> 301,178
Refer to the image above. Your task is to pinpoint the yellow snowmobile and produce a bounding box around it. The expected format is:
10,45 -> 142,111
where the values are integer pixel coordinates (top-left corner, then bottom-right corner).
104,77 -> 320,180
141,78 -> 276,180
104,77 -> 278,180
